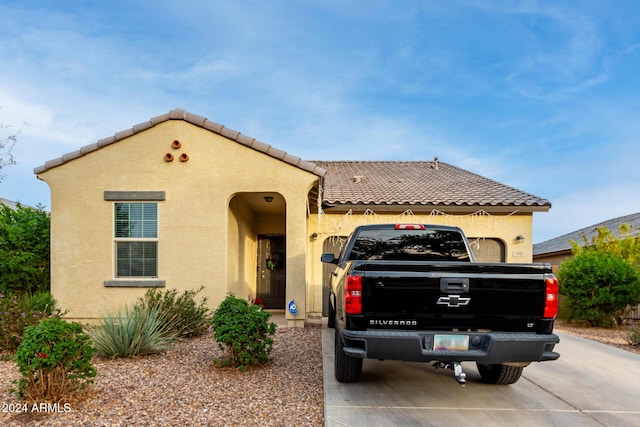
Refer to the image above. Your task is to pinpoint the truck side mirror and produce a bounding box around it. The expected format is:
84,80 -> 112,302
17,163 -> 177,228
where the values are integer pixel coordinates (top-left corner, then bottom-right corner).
321,253 -> 338,264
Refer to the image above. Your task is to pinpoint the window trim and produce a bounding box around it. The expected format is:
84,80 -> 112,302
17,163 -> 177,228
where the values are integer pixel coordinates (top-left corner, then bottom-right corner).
106,195 -> 163,287
104,191 -> 165,201
104,279 -> 165,288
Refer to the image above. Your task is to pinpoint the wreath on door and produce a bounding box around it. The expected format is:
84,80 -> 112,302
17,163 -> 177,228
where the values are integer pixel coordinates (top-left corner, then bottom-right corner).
266,253 -> 284,271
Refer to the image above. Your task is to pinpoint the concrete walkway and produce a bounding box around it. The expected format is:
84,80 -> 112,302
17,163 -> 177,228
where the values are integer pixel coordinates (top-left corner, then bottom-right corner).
321,321 -> 640,427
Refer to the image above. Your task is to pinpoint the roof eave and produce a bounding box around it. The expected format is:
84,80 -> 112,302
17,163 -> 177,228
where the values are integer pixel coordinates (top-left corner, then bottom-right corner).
321,202 -> 550,214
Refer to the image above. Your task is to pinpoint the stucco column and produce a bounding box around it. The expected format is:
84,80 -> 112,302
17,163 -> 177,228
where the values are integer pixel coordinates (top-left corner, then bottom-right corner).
285,192 -> 308,327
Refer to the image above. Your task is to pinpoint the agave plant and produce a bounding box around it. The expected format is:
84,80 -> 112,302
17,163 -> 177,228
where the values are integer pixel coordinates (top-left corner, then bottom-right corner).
87,305 -> 177,358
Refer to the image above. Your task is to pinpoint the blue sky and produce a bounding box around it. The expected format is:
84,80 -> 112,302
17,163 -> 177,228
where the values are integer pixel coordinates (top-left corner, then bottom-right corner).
1,1 -> 639,243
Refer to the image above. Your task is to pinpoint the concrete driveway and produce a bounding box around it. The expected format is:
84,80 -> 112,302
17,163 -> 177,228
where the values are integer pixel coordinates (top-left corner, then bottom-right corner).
322,323 -> 640,426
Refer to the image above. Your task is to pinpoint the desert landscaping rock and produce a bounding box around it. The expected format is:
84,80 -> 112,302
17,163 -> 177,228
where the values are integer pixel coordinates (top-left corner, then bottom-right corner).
1,323 -> 324,426
2,319 -> 638,426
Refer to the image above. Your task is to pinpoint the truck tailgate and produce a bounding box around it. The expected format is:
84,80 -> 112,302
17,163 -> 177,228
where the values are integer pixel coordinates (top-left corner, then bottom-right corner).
358,261 -> 551,332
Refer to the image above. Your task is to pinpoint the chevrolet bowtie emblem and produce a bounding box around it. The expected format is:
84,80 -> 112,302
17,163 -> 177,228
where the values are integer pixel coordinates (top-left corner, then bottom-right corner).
437,295 -> 471,307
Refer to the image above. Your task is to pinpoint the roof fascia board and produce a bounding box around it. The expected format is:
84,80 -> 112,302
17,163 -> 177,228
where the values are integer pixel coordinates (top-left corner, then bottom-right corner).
322,204 -> 549,214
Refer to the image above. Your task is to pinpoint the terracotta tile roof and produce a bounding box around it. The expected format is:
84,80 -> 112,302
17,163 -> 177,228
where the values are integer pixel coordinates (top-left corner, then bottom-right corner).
33,109 -> 327,177
314,160 -> 551,211
533,212 -> 640,255
32,109 -> 550,213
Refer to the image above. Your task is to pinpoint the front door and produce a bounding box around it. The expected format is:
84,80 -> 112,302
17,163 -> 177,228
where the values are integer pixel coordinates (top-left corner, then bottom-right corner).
256,235 -> 286,309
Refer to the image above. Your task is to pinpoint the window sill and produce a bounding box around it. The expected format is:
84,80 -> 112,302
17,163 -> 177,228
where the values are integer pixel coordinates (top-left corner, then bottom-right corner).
104,280 -> 166,288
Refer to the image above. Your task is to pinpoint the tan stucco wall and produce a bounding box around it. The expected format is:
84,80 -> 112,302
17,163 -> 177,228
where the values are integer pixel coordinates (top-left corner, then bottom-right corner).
227,195 -> 257,301
304,210 -> 535,316
533,252 -> 571,273
38,120 -> 318,326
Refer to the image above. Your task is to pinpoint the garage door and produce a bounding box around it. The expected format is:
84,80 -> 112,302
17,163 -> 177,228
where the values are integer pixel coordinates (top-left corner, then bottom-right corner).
468,238 -> 505,262
322,236 -> 346,317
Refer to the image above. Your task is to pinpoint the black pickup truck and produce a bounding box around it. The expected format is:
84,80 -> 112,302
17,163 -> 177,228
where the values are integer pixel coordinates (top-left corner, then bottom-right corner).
322,223 -> 560,385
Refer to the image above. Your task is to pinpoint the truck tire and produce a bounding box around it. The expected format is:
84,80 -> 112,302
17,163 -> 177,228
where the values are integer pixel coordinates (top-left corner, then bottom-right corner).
327,294 -> 336,329
334,328 -> 362,382
476,363 -> 524,385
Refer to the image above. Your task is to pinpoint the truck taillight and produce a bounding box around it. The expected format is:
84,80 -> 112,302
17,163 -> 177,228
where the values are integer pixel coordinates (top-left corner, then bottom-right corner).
345,275 -> 363,315
544,275 -> 559,318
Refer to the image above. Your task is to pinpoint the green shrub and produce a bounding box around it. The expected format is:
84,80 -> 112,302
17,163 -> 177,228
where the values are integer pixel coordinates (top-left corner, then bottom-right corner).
0,293 -> 49,353
0,203 -> 50,295
87,305 -> 177,358
629,323 -> 640,346
211,294 -> 276,370
557,251 -> 640,327
25,291 -> 62,316
13,318 -> 95,403
135,286 -> 211,338
555,295 -> 572,321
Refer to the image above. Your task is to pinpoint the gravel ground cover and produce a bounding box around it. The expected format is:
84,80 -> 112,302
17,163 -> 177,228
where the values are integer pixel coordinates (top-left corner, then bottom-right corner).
0,322 -> 324,427
2,318 -> 638,426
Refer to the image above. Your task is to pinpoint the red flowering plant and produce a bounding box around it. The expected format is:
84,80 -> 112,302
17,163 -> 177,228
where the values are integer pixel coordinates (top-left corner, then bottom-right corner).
13,318 -> 96,403
252,297 -> 264,307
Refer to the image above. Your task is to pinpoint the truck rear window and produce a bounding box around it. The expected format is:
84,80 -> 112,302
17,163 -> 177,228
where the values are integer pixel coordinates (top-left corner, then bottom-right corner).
348,229 -> 471,262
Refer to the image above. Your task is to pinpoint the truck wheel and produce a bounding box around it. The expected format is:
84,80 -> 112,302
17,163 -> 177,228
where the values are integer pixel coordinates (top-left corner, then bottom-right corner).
476,363 -> 524,385
327,295 -> 336,329
334,328 -> 362,382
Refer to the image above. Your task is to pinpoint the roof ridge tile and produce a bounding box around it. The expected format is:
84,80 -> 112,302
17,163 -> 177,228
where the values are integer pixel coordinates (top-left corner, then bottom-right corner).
96,136 -> 116,148
183,111 -> 207,126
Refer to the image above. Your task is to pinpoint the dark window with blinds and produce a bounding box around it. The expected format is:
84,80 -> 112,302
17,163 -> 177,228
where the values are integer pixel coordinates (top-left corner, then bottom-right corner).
114,203 -> 158,277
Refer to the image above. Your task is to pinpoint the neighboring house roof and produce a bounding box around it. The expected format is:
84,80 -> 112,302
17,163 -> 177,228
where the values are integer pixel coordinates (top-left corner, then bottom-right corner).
315,160 -> 551,211
33,109 -> 327,177
533,212 -> 640,256
0,197 -> 19,210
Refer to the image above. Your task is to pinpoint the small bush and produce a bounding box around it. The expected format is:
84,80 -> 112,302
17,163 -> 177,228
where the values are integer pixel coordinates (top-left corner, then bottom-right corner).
13,318 -> 95,403
87,305 -> 177,358
211,294 -> 276,370
135,286 -> 211,338
0,293 -> 49,353
25,291 -> 62,316
557,250 -> 640,327
629,323 -> 640,346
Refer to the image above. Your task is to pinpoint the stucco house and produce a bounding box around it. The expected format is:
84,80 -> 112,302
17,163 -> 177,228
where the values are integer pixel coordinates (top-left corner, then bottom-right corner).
34,109 -> 551,326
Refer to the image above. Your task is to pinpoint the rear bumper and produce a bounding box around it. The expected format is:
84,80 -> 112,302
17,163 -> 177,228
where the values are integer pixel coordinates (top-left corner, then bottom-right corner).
340,329 -> 560,364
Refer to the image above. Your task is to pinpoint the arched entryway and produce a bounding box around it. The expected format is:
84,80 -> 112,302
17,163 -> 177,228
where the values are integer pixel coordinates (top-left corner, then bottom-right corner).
227,192 -> 286,309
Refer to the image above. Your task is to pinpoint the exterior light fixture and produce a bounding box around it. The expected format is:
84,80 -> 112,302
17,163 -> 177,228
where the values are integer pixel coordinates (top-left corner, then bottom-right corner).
264,196 -> 274,203
515,235 -> 525,244
311,232 -> 318,240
